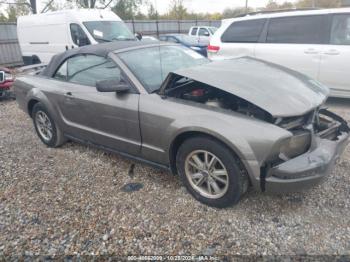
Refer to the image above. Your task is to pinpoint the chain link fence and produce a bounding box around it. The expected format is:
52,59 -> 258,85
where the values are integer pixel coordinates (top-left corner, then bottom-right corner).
0,23 -> 23,67
124,20 -> 221,36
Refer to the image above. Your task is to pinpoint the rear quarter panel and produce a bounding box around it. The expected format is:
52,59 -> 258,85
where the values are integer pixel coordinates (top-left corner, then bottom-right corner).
13,75 -> 64,126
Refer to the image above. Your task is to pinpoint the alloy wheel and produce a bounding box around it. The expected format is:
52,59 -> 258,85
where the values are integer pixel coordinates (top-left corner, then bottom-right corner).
185,150 -> 229,199
35,111 -> 53,142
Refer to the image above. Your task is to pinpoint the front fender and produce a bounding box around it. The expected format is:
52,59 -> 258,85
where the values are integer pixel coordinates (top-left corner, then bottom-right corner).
166,112 -> 291,165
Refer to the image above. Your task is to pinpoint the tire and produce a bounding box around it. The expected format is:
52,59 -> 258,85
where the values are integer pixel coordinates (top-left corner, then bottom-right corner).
32,102 -> 66,147
176,136 -> 249,208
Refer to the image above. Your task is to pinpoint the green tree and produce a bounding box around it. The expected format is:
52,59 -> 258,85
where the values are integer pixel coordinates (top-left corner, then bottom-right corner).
0,0 -> 31,22
0,13 -> 7,22
111,0 -> 143,20
41,0 -> 60,13
264,0 -> 294,11
265,0 -> 279,10
295,0 -> 341,8
279,2 -> 294,9
222,7 -> 253,18
147,2 -> 158,19
167,0 -> 188,20
67,0 -> 98,8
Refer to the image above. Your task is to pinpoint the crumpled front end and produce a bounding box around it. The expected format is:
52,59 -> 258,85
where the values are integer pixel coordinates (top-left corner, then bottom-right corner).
261,109 -> 349,193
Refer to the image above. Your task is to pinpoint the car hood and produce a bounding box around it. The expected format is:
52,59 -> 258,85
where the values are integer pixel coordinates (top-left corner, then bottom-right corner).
169,57 -> 329,117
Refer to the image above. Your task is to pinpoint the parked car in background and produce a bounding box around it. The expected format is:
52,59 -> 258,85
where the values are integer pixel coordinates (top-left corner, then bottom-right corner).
140,35 -> 159,41
209,8 -> 350,98
14,41 -> 349,207
159,34 -> 209,57
17,9 -> 136,65
0,67 -> 14,98
189,26 -> 218,41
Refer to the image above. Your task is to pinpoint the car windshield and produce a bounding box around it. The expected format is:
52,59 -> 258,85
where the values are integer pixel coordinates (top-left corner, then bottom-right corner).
83,21 -> 135,42
118,45 -> 209,93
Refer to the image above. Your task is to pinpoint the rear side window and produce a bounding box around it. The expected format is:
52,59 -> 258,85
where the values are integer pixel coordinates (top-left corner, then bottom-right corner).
221,19 -> 266,43
191,27 -> 198,36
267,15 -> 326,44
330,14 -> 350,45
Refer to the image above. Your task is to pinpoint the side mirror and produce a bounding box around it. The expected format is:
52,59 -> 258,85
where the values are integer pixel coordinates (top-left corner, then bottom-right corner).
135,32 -> 142,41
96,79 -> 130,93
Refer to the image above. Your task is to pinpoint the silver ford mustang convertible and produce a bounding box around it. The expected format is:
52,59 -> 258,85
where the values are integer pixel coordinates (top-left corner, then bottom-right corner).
14,42 -> 349,208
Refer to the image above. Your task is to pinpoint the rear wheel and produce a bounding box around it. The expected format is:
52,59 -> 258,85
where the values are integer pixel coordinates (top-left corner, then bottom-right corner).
176,136 -> 248,208
32,103 -> 66,147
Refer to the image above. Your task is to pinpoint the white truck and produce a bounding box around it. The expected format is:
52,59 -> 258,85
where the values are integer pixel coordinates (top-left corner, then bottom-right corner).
188,26 -> 218,41
17,9 -> 135,65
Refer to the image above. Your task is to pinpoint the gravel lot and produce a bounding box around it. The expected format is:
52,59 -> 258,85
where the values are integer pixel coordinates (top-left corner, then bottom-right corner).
0,98 -> 350,257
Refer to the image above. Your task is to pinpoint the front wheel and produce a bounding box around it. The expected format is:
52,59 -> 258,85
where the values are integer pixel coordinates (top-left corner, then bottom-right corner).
176,136 -> 249,208
32,102 -> 66,147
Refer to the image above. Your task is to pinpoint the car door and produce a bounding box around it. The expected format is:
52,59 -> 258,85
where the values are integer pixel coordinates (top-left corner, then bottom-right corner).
52,54 -> 141,156
198,27 -> 210,41
318,13 -> 350,97
218,19 -> 267,59
255,15 -> 328,80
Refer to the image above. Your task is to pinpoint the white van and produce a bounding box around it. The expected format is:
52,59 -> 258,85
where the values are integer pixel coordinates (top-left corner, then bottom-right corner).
208,8 -> 350,98
17,9 -> 135,65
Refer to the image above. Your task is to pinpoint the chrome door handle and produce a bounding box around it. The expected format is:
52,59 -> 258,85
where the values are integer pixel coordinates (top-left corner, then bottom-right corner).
324,49 -> 340,55
304,48 -> 319,54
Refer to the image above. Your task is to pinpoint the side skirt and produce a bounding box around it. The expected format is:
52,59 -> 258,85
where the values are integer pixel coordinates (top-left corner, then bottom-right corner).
64,134 -> 171,173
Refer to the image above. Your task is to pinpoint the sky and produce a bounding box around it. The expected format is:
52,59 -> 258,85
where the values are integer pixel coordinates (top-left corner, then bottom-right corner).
27,0 -> 298,15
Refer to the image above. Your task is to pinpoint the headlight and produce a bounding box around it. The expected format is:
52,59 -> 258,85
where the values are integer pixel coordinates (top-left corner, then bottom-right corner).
5,73 -> 14,81
279,131 -> 311,161
190,46 -> 201,51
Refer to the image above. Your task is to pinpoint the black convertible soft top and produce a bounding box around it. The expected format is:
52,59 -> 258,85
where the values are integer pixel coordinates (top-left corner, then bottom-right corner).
41,41 -> 159,77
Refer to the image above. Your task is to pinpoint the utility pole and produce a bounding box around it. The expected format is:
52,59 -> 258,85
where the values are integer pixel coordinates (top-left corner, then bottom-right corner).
29,0 -> 37,14
245,0 -> 248,14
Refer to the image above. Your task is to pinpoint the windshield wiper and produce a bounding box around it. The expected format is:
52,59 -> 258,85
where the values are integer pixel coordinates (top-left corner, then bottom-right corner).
94,37 -> 111,43
111,37 -> 136,41
150,88 -> 160,94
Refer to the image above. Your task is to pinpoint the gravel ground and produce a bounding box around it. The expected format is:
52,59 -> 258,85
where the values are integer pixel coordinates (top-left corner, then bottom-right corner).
0,98 -> 350,257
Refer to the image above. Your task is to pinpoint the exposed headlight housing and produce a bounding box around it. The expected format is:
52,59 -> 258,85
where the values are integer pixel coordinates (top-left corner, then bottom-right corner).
279,131 -> 311,161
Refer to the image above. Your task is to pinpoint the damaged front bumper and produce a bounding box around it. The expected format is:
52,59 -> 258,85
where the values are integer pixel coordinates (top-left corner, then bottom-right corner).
263,110 -> 350,194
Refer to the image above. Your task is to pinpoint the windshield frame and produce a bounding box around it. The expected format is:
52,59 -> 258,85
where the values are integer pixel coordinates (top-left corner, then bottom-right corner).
83,20 -> 135,42
116,44 -> 210,94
